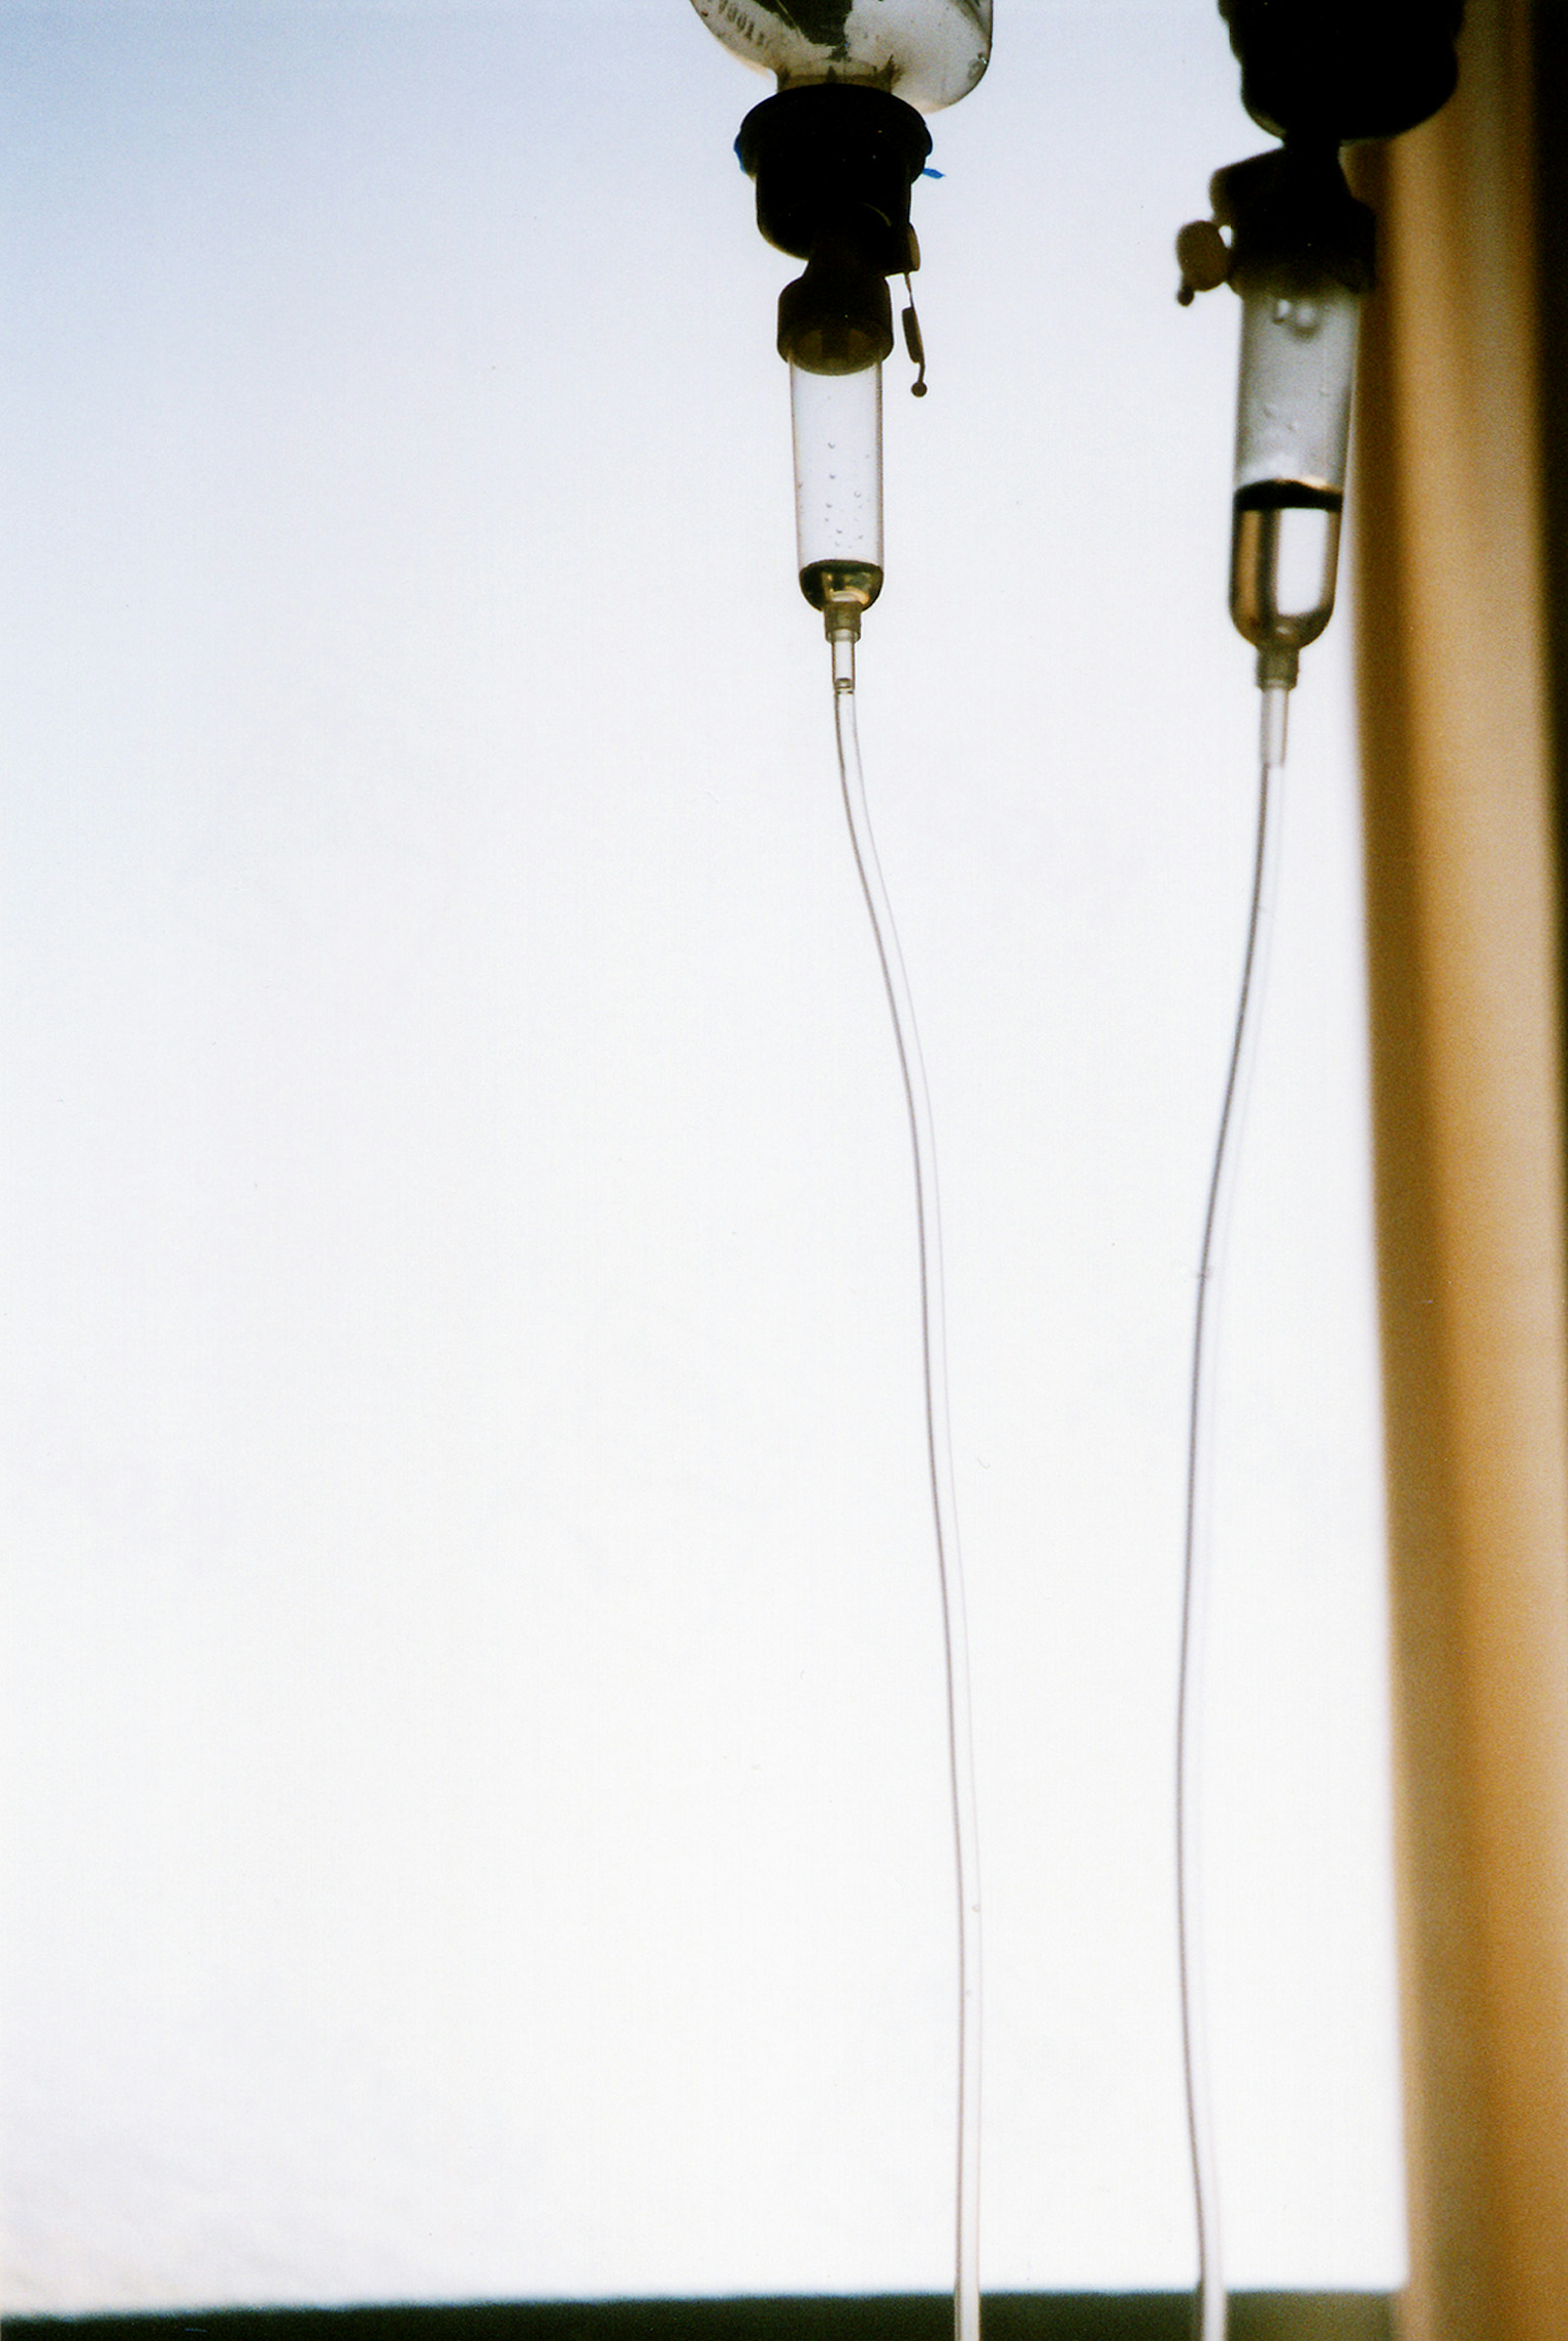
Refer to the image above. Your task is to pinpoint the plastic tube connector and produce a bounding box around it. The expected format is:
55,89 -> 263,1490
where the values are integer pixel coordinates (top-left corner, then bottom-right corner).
824,588 -> 860,690
1258,654 -> 1295,769
1256,643 -> 1298,693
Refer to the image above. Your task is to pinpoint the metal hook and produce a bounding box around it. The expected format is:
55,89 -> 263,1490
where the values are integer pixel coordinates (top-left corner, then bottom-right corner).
902,275 -> 927,396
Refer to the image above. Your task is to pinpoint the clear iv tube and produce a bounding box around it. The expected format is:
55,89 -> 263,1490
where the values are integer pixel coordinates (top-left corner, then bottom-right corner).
831,636 -> 982,2341
1177,721 -> 1287,2341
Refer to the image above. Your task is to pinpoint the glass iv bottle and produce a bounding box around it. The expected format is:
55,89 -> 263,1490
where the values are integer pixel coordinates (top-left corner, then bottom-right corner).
687,0 -> 992,114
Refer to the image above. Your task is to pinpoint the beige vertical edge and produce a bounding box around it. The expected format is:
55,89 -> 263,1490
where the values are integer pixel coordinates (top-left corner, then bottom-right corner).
1352,0 -> 1568,2334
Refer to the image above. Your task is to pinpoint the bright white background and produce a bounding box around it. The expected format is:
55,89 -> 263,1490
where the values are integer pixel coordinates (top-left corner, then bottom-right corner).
0,0 -> 1403,2312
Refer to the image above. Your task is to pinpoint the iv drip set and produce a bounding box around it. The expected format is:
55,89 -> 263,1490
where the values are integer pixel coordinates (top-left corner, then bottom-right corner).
1178,147 -> 1374,767
687,4 -> 1462,2339
731,79 -> 933,635
694,0 -> 1460,711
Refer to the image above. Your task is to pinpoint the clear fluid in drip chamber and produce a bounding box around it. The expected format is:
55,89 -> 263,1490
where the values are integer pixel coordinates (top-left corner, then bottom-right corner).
1229,482 -> 1343,654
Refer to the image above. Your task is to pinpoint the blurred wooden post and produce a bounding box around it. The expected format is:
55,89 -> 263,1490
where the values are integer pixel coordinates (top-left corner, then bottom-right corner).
1351,2 -> 1568,2333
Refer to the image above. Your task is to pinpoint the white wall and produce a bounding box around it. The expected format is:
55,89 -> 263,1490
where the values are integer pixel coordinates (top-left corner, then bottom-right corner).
0,0 -> 1403,2310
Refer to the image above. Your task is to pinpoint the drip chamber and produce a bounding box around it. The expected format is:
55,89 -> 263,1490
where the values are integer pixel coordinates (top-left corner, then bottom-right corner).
1207,147 -> 1374,670
1228,273 -> 1357,656
792,359 -> 884,613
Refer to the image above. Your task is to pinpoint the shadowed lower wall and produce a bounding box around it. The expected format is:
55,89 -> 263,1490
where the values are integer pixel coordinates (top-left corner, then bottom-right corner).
0,2295 -> 1394,2341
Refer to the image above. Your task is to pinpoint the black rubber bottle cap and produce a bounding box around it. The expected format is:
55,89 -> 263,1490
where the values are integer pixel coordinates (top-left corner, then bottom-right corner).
736,84 -> 931,271
1218,0 -> 1462,144
777,230 -> 895,373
